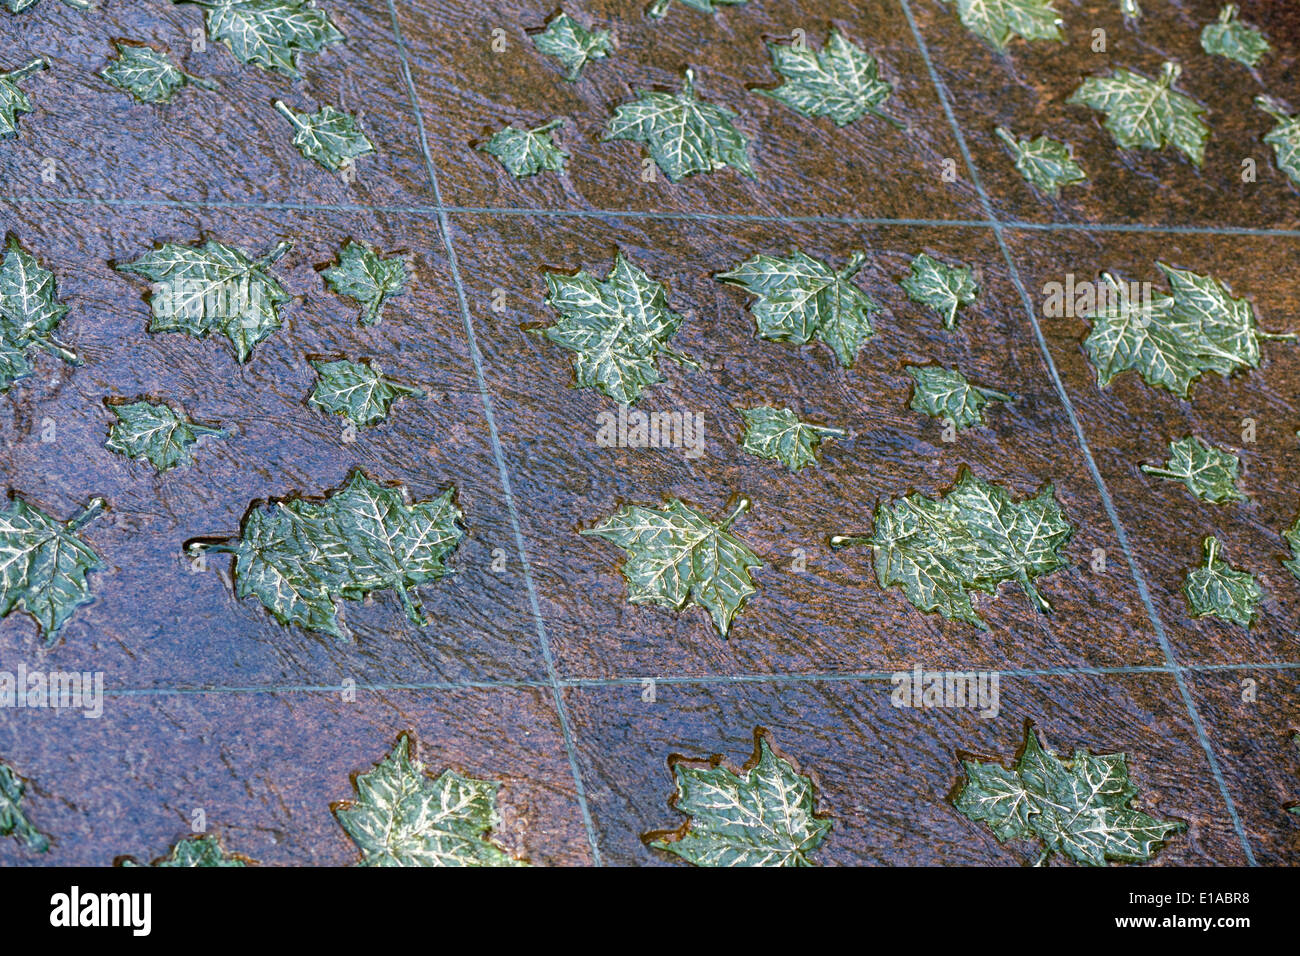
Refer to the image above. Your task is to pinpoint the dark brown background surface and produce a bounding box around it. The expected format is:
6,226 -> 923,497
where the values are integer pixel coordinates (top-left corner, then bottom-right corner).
0,0 -> 1295,866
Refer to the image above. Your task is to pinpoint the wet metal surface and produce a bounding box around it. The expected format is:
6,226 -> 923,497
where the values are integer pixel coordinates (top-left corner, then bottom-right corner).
0,0 -> 1297,866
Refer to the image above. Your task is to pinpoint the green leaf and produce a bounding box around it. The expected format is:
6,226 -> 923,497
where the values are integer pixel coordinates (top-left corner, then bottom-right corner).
309,358 -> 421,427
537,253 -> 697,406
477,119 -> 567,178
275,99 -> 373,171
100,43 -> 216,104
116,238 -> 291,363
4,0 -> 95,12
759,29 -> 894,128
906,365 -> 1011,430
1201,4 -> 1269,68
645,0 -> 744,19
0,761 -> 48,853
1068,61 -> 1209,166
1283,514 -> 1300,584
321,240 -> 408,326
716,249 -> 878,368
105,399 -> 224,473
0,58 -> 45,137
647,730 -> 830,866
1256,96 -> 1300,187
954,723 -> 1184,866
1079,263 -> 1296,398
739,406 -> 843,472
901,252 -> 978,329
832,467 -> 1072,630
583,496 -> 762,637
175,0 -> 342,77
1184,536 -> 1261,628
334,734 -> 526,867
0,495 -> 106,645
604,68 -> 753,182
0,233 -> 78,391
120,835 -> 251,867
1140,435 -> 1246,504
188,470 -> 463,638
938,0 -> 1063,51
531,11 -> 611,80
994,127 -> 1086,196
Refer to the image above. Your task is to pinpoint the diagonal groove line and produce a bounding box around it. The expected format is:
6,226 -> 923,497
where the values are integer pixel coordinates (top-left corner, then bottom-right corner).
92,659 -> 1300,698
897,0 -> 1257,864
6,191 -> 1300,238
384,0 -> 602,865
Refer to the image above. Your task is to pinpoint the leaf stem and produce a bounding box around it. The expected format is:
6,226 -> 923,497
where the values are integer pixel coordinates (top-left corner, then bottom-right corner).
62,0 -> 95,8
187,539 -> 238,556
259,240 -> 293,267
720,497 -> 751,531
838,250 -> 868,280
1139,465 -> 1185,480
1255,95 -> 1294,124
532,118 -> 565,135
1020,575 -> 1051,614
1257,329 -> 1299,342
67,497 -> 107,532
646,0 -> 671,20
975,385 -> 1014,403
5,58 -> 48,84
865,105 -> 906,131
1203,536 -> 1221,565
829,533 -> 871,549
186,71 -> 220,92
35,334 -> 79,365
273,100 -> 306,132
993,126 -> 1020,153
659,345 -> 701,370
811,424 -> 847,437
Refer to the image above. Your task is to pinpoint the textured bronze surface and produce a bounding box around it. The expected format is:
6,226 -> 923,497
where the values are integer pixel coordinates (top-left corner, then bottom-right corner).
0,0 -> 1295,866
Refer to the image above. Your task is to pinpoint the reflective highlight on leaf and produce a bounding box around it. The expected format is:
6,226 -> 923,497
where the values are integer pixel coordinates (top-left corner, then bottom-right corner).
604,68 -> 753,181
1184,536 -> 1261,628
100,43 -> 216,104
334,734 -> 526,867
0,494 -> 105,645
321,240 -> 408,327
739,406 -> 843,472
646,729 -> 830,866
832,468 -> 1072,630
906,365 -> 1011,430
275,99 -> 373,171
1200,5 -> 1269,68
954,723 -> 1184,866
309,358 -> 420,427
0,233 -> 78,391
478,119 -> 567,178
994,127 -> 1086,196
187,471 -> 463,639
531,12 -> 611,80
901,252 -> 978,329
1140,435 -> 1246,504
717,249 -> 878,367
583,496 -> 762,637
645,0 -> 744,20
759,29 -> 894,128
538,253 -> 697,405
938,0 -> 1063,51
0,761 -> 48,853
0,57 -> 45,137
119,834 -> 251,867
1068,61 -> 1209,166
105,399 -> 224,473
116,237 -> 291,362
1079,263 -> 1296,398
175,0 -> 343,77
1256,96 -> 1300,187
